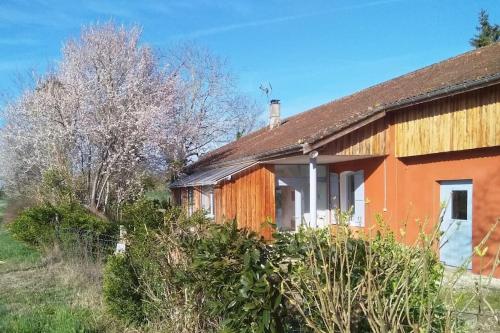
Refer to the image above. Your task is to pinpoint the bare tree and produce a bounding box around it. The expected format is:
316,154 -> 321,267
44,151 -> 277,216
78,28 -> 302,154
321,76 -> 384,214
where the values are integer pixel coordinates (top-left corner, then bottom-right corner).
159,44 -> 263,175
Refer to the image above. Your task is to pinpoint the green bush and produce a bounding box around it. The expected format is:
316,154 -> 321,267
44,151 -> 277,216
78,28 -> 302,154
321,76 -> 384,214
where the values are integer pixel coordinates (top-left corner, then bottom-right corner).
189,220 -> 286,332
8,202 -> 113,248
103,206 -> 291,332
103,206 -> 454,332
120,197 -> 176,233
275,222 -> 447,332
103,254 -> 143,324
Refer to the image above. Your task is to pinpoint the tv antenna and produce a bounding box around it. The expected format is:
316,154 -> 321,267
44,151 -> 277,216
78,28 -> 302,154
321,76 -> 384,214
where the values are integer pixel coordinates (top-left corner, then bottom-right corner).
259,82 -> 272,102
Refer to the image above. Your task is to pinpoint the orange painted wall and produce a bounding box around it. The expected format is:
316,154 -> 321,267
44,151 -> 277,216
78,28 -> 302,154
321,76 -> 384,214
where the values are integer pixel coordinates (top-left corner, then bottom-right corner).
392,146 -> 500,276
325,116 -> 500,276
327,151 -> 500,277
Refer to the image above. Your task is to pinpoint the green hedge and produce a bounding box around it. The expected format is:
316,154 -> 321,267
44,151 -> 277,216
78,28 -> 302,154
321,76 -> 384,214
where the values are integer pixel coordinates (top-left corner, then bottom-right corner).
8,203 -> 114,248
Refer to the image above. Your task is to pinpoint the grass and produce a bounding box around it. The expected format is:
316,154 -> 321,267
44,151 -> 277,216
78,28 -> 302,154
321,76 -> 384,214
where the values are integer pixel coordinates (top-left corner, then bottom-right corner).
0,224 -> 40,273
0,198 -> 125,333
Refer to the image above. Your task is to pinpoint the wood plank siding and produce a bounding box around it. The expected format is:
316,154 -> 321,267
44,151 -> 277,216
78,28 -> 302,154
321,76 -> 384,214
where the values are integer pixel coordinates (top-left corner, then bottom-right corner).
214,164 -> 275,239
394,85 -> 500,157
322,118 -> 387,155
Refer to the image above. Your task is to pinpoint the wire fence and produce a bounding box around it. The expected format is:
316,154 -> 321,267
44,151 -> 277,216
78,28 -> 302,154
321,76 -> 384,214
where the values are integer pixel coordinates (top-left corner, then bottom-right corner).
54,226 -> 119,263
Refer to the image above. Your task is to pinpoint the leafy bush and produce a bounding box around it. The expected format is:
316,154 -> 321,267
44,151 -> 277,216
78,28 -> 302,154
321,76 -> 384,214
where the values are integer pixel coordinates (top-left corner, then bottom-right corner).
103,206 -> 457,332
189,220 -> 287,332
8,203 -> 113,248
40,168 -> 75,205
103,204 -> 290,332
103,254 -> 143,324
120,198 -> 168,232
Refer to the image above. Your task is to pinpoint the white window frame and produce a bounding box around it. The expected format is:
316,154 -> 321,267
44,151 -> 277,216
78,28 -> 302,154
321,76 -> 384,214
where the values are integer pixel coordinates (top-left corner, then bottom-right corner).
201,186 -> 215,218
275,165 -> 328,231
337,170 -> 365,227
187,187 -> 194,216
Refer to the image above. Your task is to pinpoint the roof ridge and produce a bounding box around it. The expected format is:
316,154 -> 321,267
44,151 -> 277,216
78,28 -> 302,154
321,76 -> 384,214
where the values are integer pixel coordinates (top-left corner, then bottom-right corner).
188,43 -> 500,168
291,44 -> 499,119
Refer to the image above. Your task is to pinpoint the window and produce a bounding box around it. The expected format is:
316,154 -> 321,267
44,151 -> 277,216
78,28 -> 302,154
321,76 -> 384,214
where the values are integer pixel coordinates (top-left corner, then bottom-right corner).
187,188 -> 194,216
275,164 -> 328,229
451,190 -> 467,220
201,186 -> 215,218
337,170 -> 365,227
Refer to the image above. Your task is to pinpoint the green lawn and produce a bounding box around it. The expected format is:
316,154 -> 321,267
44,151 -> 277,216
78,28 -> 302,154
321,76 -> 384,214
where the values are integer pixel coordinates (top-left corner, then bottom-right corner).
0,199 -> 120,333
0,216 -> 40,273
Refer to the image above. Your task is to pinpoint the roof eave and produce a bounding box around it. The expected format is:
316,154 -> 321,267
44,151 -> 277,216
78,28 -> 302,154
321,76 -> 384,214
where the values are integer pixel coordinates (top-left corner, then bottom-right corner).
303,73 -> 500,152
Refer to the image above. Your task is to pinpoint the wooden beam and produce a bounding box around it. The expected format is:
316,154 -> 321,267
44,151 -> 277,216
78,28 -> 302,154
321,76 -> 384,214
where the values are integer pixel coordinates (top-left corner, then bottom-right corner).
303,111 -> 386,153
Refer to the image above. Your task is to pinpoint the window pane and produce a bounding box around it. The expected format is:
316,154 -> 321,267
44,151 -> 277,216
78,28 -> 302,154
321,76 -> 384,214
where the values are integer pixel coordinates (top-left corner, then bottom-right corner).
451,190 -> 467,220
201,188 -> 210,210
201,186 -> 214,216
347,174 -> 355,213
188,188 -> 194,205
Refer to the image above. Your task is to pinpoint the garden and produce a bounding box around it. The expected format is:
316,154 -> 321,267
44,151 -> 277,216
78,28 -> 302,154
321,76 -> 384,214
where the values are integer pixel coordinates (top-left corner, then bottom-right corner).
2,193 -> 499,332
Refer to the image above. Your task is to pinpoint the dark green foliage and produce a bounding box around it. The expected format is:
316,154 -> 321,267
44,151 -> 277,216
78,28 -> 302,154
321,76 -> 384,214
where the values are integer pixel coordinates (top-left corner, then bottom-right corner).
103,254 -> 144,324
120,198 -> 168,232
104,207 -> 290,331
8,203 -> 113,248
470,9 -> 499,48
190,220 -> 286,332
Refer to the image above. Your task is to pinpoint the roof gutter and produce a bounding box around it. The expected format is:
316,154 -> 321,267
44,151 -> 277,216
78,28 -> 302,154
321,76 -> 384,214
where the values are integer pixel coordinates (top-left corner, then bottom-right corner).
303,73 -> 500,153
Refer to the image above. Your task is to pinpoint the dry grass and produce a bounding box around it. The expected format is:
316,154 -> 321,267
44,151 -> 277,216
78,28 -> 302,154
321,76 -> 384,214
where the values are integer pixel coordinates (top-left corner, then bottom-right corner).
0,198 -> 127,333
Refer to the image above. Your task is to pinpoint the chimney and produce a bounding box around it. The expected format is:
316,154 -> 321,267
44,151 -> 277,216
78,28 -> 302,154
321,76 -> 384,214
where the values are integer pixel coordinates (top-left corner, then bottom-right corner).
269,99 -> 280,129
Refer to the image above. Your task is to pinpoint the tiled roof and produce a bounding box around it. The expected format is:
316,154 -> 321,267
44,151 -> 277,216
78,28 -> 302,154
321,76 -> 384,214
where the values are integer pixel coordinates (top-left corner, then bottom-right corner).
194,43 -> 500,168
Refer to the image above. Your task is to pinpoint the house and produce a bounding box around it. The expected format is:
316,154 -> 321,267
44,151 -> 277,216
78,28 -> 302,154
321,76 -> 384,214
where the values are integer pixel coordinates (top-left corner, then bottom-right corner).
171,43 -> 500,277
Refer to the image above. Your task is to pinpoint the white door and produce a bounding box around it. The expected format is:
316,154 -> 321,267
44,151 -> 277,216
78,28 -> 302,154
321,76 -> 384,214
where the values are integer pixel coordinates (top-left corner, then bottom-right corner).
440,180 -> 473,269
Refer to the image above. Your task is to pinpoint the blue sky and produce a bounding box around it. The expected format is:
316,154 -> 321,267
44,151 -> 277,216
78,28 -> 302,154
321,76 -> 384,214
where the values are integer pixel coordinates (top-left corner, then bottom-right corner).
0,0 -> 499,120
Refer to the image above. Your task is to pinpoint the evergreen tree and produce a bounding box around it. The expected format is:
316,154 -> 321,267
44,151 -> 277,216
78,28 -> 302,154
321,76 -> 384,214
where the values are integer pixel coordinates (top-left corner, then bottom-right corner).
470,9 -> 499,48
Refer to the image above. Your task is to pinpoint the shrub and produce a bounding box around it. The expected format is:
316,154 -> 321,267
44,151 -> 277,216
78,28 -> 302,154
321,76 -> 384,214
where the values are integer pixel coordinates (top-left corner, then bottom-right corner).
8,203 -> 59,247
120,198 -> 168,232
189,220 -> 287,332
8,202 -> 114,248
272,225 -> 369,332
104,207 -> 291,332
104,207 -> 460,333
277,219 -> 449,333
103,206 -> 211,331
103,254 -> 143,324
40,168 -> 75,205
